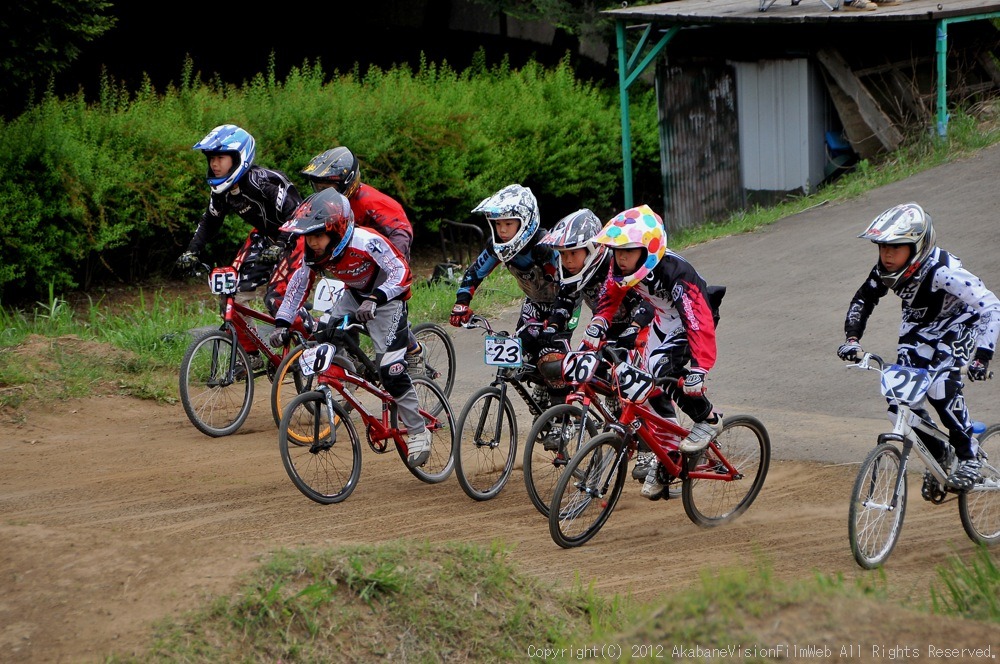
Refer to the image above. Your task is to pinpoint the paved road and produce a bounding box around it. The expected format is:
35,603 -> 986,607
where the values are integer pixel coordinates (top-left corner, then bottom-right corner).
447,144 -> 1000,465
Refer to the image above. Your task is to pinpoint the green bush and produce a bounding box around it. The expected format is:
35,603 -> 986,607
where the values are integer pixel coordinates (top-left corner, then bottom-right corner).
0,51 -> 658,306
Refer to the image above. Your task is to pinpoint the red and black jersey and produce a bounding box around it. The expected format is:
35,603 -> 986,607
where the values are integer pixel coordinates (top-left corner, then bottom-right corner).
349,183 -> 414,255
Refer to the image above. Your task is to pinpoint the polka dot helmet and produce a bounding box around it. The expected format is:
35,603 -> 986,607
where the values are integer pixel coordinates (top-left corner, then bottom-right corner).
592,205 -> 667,288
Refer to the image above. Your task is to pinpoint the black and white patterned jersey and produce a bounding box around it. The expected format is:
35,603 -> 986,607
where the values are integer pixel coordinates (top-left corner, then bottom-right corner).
186,165 -> 303,255
845,247 -> 1000,368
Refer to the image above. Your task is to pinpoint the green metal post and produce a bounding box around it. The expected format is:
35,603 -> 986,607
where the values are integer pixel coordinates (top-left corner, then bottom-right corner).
616,20 -> 634,208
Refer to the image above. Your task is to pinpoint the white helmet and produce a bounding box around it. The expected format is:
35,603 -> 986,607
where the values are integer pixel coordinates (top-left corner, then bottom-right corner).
538,209 -> 607,293
472,184 -> 540,263
858,202 -> 936,289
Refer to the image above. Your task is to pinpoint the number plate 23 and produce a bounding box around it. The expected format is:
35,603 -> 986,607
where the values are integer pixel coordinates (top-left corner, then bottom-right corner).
484,335 -> 522,367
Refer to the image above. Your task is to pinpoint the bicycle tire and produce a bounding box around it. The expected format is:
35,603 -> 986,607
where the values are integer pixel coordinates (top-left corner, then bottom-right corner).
548,432 -> 628,549
959,423 -> 1000,546
392,377 -> 456,484
179,329 -> 254,437
682,414 -> 771,527
849,442 -> 907,569
453,386 -> 518,501
269,342 -> 316,431
412,322 -> 457,399
523,403 -> 601,517
279,390 -> 362,504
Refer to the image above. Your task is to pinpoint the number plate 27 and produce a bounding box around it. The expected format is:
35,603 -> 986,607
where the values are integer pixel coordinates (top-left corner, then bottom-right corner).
484,335 -> 522,367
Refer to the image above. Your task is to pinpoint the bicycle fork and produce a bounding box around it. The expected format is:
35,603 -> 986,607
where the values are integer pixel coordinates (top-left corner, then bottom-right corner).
309,387 -> 338,454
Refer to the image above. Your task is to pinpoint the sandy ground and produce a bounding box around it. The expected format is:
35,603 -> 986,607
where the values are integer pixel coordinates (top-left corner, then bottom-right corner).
3,146 -> 1000,662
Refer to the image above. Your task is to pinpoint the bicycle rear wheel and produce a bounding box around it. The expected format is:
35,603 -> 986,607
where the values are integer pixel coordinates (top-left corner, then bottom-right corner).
412,322 -> 456,398
453,386 -> 518,500
682,414 -> 770,527
393,377 -> 456,484
849,442 -> 906,569
179,329 -> 254,437
960,423 -> 1000,546
279,390 -> 362,504
549,432 -> 628,548
523,403 -> 600,517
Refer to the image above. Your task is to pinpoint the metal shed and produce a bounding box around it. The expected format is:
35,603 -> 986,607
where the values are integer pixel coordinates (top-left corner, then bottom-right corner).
603,0 -> 1000,233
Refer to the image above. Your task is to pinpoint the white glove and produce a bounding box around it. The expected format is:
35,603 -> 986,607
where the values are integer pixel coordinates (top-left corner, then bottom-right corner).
682,369 -> 707,397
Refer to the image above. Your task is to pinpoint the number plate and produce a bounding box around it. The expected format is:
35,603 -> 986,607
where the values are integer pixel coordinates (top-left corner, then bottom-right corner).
562,351 -> 599,384
312,277 -> 345,312
484,335 -> 522,367
880,364 -> 931,405
208,267 -> 239,295
614,362 -> 655,403
298,343 -> 337,377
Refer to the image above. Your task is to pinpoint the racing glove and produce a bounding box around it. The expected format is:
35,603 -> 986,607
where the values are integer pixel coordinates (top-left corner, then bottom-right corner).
268,325 -> 291,348
579,323 -> 606,352
681,369 -> 707,397
450,303 -> 472,327
175,251 -> 199,270
357,297 -> 378,323
260,242 -> 284,264
968,349 -> 992,381
614,325 -> 640,351
837,337 -> 862,362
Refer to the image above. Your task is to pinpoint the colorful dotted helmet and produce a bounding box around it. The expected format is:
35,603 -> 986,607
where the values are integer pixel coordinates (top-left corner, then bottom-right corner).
858,202 -> 936,289
192,124 -> 256,194
472,184 -> 540,264
538,209 -> 608,293
280,188 -> 355,265
592,205 -> 667,289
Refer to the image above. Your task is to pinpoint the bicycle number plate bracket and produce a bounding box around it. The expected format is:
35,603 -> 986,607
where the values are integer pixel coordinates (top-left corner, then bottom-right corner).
209,267 -> 239,295
299,343 -> 337,376
484,335 -> 522,367
880,364 -> 931,405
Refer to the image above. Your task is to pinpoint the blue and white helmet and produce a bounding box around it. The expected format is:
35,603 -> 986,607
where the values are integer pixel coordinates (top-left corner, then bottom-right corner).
192,124 -> 256,194
472,184 -> 540,263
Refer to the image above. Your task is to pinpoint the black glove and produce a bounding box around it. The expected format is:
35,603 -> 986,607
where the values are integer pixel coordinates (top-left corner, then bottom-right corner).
175,251 -> 199,270
614,325 -> 640,350
357,297 -> 378,323
968,349 -> 992,381
837,338 -> 862,361
260,242 -> 284,264
268,326 -> 290,348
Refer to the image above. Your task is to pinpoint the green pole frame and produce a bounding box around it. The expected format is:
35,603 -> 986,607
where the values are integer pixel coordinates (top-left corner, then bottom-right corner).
616,20 -> 679,208
936,12 -> 1000,137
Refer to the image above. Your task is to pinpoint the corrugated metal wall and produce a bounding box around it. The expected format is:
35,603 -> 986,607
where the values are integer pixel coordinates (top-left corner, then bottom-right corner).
656,59 -> 744,236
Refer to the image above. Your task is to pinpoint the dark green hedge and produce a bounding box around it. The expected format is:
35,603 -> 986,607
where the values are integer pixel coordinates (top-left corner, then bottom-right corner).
0,51 -> 659,305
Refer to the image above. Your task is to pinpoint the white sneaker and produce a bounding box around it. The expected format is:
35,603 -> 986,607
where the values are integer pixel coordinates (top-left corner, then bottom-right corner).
679,415 -> 723,453
407,429 -> 431,468
632,451 -> 655,481
640,459 -> 665,499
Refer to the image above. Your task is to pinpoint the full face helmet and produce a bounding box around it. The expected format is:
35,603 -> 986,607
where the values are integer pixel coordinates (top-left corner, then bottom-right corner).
538,209 -> 608,293
592,205 -> 668,289
858,202 -> 936,289
472,184 -> 540,263
192,124 -> 256,194
300,146 -> 360,197
280,188 -> 356,266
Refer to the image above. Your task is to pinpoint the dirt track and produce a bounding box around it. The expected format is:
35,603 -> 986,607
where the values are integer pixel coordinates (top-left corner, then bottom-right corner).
4,146 -> 1000,662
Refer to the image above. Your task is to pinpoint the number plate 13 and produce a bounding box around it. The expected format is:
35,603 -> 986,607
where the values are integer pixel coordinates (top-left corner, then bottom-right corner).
484,335 -> 522,367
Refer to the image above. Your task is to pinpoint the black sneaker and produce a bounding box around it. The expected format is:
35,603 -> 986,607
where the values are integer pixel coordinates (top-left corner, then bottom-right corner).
946,458 -> 982,491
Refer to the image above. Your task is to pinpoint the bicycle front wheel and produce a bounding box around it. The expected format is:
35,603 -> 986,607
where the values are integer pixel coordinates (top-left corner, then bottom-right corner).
523,403 -> 601,517
393,377 -> 456,484
682,414 -> 770,527
453,386 -> 518,500
269,342 -> 316,433
549,432 -> 628,549
412,322 -> 456,399
179,329 -> 254,437
960,423 -> 1000,546
849,442 -> 906,569
279,390 -> 361,504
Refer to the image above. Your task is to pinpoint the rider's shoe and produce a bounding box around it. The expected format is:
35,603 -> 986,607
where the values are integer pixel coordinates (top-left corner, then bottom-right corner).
406,429 -> 432,468
632,451 -> 655,481
542,423 -> 576,452
233,351 -> 266,381
679,414 -> 723,453
640,460 -> 666,500
921,471 -> 941,501
531,384 -> 551,412
945,457 -> 982,491
406,343 -> 425,380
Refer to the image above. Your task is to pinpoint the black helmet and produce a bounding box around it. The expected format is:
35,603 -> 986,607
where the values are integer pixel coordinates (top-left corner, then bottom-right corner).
300,146 -> 360,197
280,188 -> 355,265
